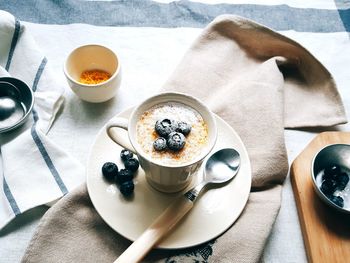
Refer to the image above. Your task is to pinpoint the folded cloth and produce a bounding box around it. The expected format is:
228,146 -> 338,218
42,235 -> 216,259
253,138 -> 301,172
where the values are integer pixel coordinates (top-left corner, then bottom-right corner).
0,11 -> 85,230
22,15 -> 346,263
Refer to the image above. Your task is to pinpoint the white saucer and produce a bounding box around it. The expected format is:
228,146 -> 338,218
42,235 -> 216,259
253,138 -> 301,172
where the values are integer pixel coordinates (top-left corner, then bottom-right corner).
86,108 -> 251,249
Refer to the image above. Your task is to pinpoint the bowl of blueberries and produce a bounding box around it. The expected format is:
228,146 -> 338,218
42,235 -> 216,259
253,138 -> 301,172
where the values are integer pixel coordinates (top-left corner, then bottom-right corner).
312,144 -> 350,214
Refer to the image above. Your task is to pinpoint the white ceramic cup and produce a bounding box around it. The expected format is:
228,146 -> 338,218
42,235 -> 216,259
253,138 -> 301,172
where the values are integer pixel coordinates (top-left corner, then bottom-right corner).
106,92 -> 217,193
63,44 -> 121,103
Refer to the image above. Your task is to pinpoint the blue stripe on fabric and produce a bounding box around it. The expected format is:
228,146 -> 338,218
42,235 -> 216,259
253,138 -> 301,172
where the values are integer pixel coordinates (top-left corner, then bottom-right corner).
32,107 -> 39,123
5,18 -> 20,71
30,124 -> 68,195
335,1 -> 350,32
3,177 -> 21,215
30,57 -> 68,195
339,11 -> 350,32
2,17 -> 22,215
0,1 -> 349,32
32,57 -> 47,92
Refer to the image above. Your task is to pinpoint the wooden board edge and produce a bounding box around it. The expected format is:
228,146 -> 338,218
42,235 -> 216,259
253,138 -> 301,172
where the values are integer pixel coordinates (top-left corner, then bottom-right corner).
290,164 -> 314,263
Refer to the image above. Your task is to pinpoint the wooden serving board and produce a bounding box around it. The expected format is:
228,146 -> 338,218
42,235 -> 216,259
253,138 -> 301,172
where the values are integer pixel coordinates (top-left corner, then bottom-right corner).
290,132 -> 350,263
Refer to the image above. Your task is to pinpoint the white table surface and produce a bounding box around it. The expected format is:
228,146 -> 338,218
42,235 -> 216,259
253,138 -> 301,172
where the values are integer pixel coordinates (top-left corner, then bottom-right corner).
1,4 -> 350,262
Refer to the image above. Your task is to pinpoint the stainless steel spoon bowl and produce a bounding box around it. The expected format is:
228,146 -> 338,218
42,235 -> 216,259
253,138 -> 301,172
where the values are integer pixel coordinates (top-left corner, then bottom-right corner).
115,148 -> 241,263
184,148 -> 241,201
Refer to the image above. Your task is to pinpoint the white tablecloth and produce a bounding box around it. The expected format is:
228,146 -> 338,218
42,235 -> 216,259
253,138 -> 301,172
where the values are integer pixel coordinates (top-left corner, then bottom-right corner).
1,1 -> 349,262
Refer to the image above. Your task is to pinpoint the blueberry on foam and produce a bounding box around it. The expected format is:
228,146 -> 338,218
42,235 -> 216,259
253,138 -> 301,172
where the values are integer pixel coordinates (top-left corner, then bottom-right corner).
153,137 -> 167,151
155,119 -> 178,138
167,132 -> 186,151
176,121 -> 191,136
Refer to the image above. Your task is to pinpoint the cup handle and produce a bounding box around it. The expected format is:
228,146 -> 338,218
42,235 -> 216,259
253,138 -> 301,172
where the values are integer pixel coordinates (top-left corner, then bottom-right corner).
106,117 -> 135,153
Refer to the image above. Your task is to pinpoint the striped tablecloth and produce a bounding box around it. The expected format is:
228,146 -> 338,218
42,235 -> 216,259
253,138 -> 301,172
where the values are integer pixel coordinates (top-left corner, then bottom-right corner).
0,1 -> 349,262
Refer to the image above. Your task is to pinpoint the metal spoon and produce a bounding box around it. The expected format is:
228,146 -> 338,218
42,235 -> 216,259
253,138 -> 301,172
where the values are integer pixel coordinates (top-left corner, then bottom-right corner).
115,148 -> 241,263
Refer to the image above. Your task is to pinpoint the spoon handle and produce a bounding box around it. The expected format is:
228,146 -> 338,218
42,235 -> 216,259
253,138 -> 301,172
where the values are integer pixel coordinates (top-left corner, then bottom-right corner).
114,196 -> 194,263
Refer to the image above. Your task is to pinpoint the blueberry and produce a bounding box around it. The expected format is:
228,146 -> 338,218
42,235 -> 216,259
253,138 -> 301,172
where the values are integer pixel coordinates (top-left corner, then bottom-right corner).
153,137 -> 167,151
125,158 -> 139,172
120,181 -> 134,196
335,172 -> 349,190
323,164 -> 341,179
176,121 -> 191,136
320,179 -> 337,195
116,169 -> 133,184
330,196 -> 344,208
167,132 -> 186,151
120,149 -> 133,162
155,119 -> 178,138
102,162 -> 118,181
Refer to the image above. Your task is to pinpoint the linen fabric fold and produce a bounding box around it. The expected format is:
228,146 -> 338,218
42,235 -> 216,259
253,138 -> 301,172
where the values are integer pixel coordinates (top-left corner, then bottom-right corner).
0,11 -> 85,230
22,15 -> 346,263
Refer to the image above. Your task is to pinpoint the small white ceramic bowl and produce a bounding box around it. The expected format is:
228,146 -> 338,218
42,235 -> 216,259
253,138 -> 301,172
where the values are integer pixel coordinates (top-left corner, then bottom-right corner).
63,44 -> 121,103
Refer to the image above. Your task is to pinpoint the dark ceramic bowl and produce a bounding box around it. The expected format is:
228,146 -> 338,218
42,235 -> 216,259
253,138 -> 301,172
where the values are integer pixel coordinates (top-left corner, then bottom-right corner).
311,144 -> 350,214
0,77 -> 34,133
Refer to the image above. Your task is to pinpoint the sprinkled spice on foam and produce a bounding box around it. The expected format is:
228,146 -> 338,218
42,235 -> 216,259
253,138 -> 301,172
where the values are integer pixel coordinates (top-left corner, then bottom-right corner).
136,102 -> 208,165
79,69 -> 111,84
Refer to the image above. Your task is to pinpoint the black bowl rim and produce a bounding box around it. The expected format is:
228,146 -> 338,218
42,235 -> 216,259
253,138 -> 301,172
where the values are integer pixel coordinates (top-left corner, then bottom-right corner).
0,77 -> 34,133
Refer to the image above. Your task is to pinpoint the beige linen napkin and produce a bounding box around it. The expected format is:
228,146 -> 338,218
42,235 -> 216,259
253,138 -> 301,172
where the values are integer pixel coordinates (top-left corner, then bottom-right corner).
22,15 -> 346,263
